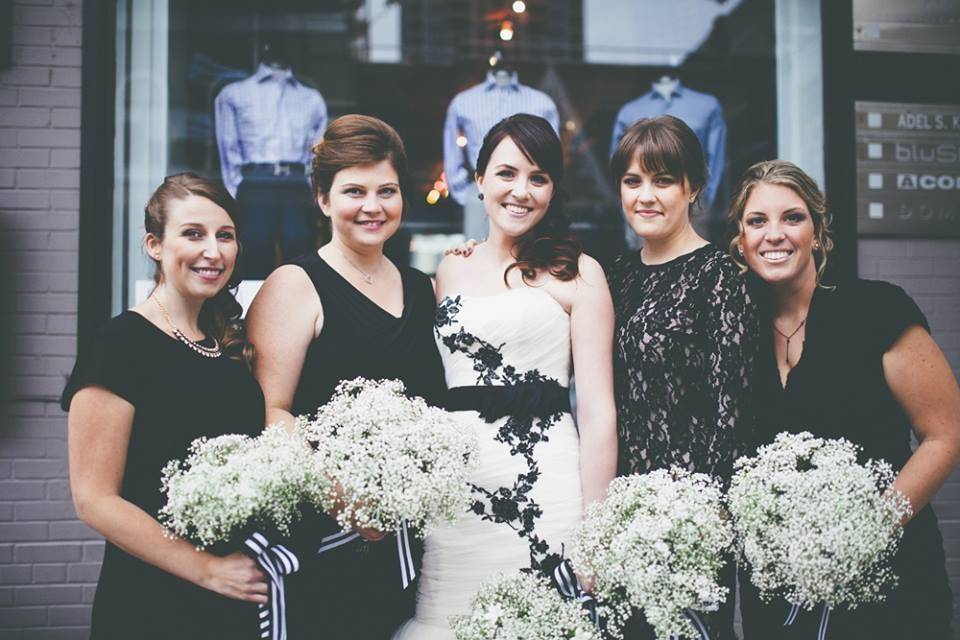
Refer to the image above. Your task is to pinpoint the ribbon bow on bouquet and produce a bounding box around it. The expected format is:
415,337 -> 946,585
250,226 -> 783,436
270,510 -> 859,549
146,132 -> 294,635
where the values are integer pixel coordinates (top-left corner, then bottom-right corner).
242,509 -> 418,640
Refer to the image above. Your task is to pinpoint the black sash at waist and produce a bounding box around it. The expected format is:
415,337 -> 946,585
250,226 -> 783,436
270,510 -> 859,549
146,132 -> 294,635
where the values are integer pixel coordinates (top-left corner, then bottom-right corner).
444,381 -> 571,423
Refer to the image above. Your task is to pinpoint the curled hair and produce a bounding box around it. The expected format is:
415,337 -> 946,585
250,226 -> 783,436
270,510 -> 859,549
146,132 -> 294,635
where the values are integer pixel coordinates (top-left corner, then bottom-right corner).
310,115 -> 409,224
475,114 -> 581,284
610,114 -> 708,206
144,172 -> 249,362
726,160 -> 835,285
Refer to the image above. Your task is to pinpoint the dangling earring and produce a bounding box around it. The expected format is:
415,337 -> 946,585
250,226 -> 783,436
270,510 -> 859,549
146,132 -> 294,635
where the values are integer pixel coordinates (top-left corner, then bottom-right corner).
813,240 -> 821,251
477,193 -> 484,201
736,244 -> 744,256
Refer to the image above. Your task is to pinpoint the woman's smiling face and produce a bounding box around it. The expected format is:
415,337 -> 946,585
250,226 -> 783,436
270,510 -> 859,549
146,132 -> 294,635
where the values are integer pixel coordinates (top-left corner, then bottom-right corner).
477,136 -> 554,238
739,182 -> 817,288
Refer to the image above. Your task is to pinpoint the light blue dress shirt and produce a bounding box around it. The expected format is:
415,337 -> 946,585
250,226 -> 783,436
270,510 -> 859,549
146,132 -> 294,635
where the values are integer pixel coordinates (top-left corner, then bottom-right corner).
443,71 -> 560,205
215,63 -> 328,197
609,82 -> 726,207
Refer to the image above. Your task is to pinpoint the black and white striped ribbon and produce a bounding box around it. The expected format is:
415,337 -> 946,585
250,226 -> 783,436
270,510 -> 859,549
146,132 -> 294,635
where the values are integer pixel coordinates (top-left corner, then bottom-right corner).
245,531 -> 300,640
783,602 -> 831,640
551,559 -> 600,626
245,522 -> 416,640
317,521 -> 417,589
677,609 -> 711,640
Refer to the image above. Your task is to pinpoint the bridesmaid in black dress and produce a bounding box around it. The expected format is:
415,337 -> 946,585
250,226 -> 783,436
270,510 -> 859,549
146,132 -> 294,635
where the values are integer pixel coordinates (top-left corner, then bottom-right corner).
604,116 -> 756,640
246,115 -> 445,639
63,173 -> 267,639
728,160 -> 960,639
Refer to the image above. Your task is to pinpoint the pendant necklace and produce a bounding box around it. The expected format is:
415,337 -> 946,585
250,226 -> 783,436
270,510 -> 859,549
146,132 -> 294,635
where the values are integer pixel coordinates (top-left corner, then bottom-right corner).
337,247 -> 381,285
151,294 -> 222,358
773,317 -> 806,366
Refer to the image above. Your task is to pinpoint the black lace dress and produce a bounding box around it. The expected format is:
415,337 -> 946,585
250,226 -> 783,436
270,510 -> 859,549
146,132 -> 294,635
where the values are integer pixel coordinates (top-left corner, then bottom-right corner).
606,244 -> 757,640
607,244 -> 758,480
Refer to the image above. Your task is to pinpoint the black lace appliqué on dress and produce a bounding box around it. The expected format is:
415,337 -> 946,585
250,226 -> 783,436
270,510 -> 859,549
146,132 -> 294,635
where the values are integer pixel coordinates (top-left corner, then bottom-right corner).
435,296 -> 565,571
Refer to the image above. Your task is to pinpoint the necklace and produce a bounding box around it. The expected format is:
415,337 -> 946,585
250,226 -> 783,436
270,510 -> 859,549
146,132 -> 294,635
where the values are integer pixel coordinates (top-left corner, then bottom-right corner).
337,247 -> 382,285
773,317 -> 806,366
151,295 -> 222,358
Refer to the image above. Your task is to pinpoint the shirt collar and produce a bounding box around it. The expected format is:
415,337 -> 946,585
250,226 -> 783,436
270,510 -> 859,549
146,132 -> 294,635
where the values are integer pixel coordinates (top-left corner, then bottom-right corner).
649,79 -> 684,100
485,70 -> 520,91
254,62 -> 297,86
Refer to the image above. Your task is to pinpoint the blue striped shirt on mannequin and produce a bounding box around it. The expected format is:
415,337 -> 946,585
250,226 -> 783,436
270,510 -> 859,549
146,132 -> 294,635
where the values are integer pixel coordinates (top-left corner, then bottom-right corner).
609,82 -> 726,208
443,71 -> 559,205
215,63 -> 328,197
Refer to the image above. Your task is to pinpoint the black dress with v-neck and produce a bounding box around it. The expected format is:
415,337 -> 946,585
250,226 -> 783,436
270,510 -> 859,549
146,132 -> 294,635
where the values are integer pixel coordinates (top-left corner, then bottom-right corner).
284,251 -> 445,639
740,277 -> 953,640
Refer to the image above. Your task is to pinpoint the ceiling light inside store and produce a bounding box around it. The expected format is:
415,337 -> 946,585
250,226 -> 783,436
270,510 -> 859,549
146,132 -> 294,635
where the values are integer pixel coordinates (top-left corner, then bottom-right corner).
499,21 -> 514,41
512,1 -> 526,13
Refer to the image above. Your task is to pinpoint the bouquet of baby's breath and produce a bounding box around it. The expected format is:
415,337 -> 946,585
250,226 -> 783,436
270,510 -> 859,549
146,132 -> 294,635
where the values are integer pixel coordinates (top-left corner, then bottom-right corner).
728,431 -> 911,611
451,571 -> 600,640
159,425 -> 327,548
571,468 -> 734,640
297,377 -> 477,537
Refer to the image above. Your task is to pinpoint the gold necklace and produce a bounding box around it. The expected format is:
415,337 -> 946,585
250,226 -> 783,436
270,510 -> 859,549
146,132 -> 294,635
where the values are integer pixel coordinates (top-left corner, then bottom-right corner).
337,247 -> 382,285
773,317 -> 806,366
151,295 -> 222,358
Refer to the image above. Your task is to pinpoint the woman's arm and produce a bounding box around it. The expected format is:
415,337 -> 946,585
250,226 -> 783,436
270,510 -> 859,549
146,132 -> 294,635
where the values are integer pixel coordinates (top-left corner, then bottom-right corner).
246,265 -> 323,431
884,325 -> 960,520
570,256 -> 618,509
68,387 -> 268,602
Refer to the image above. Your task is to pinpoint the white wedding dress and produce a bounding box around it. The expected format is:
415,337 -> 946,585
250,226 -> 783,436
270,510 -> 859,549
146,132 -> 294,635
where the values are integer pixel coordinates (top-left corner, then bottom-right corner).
393,287 -> 583,639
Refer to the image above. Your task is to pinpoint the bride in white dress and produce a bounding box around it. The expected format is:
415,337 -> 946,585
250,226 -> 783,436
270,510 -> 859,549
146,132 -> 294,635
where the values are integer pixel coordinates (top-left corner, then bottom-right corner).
393,114 -> 617,639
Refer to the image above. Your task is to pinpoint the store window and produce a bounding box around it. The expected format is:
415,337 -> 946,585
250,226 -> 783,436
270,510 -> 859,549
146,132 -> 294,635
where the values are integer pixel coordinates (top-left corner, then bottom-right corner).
111,0 -> 821,312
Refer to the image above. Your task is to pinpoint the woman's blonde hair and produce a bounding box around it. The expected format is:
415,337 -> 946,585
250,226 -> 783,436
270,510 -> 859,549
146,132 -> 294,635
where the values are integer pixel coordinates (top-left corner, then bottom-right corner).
727,160 -> 835,284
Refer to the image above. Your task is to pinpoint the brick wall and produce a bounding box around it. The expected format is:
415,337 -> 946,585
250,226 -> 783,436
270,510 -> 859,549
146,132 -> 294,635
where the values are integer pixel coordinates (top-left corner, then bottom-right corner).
859,238 -> 960,632
0,1 -> 94,638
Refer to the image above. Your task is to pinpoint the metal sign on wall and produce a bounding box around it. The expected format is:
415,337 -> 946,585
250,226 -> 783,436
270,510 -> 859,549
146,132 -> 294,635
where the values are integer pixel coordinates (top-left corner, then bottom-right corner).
854,0 -> 960,55
856,102 -> 960,237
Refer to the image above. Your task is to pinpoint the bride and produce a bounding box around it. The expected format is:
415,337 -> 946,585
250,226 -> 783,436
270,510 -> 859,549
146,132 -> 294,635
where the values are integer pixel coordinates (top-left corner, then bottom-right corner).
393,114 -> 617,638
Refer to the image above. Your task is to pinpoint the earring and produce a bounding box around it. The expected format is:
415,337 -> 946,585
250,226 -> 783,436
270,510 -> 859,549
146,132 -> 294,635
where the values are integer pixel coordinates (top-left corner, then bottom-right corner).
736,244 -> 744,256
477,193 -> 484,201
813,241 -> 821,250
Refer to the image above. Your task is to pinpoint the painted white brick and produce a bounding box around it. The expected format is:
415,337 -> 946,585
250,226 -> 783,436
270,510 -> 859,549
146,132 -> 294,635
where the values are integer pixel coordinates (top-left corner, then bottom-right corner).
50,108 -> 79,128
0,67 -> 51,86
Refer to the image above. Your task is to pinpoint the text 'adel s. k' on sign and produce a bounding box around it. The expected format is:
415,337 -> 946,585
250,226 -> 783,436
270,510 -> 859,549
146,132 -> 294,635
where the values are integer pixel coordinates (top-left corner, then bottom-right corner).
856,101 -> 960,237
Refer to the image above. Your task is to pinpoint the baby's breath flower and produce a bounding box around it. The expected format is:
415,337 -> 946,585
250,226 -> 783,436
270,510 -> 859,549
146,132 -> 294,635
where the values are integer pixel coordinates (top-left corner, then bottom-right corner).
728,431 -> 912,611
451,572 -> 600,640
571,468 -> 733,640
159,425 -> 328,548
298,377 -> 478,536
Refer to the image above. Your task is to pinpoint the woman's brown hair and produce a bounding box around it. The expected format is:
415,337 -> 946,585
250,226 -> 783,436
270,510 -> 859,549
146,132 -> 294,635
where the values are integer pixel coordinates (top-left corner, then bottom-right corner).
610,114 -> 708,206
475,113 -> 582,284
310,114 -> 409,221
144,172 -> 248,361
726,160 -> 835,284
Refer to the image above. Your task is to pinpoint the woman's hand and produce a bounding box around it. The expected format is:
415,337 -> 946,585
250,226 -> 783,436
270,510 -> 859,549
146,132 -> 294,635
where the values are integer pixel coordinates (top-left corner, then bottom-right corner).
576,571 -> 595,594
200,551 -> 270,603
328,480 -> 387,542
444,238 -> 481,257
355,525 -> 387,542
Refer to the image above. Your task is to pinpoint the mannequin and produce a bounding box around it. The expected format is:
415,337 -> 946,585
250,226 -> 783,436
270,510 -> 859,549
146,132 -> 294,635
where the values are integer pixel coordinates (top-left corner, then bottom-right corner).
652,75 -> 680,100
609,76 -> 726,208
442,57 -> 559,241
215,39 -> 328,279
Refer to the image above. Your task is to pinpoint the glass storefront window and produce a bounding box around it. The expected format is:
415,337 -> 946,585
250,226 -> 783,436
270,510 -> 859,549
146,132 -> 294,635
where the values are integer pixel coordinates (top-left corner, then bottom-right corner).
111,0 -> 822,312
